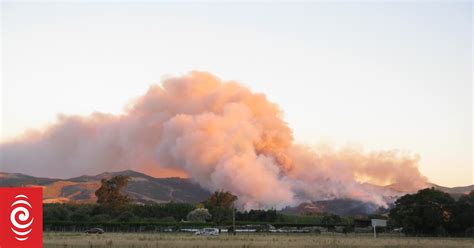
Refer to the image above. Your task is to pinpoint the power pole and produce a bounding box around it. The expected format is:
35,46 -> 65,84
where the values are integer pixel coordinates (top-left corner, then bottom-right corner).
232,204 -> 236,235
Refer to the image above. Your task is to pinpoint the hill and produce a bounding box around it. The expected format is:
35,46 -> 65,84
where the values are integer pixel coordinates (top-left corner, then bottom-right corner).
0,170 -> 211,204
429,183 -> 474,200
0,170 -> 471,216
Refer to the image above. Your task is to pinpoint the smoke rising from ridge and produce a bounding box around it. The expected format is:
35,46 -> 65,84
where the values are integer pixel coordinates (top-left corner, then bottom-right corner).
0,71 -> 428,209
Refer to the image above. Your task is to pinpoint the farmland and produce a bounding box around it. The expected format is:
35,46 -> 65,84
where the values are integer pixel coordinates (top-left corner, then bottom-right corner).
43,232 -> 474,248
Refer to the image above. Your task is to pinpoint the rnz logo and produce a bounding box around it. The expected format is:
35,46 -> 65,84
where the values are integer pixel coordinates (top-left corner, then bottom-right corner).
10,194 -> 35,241
0,187 -> 43,248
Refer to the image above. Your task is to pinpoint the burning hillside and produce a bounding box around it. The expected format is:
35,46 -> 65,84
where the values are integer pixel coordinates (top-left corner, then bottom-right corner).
0,71 -> 429,209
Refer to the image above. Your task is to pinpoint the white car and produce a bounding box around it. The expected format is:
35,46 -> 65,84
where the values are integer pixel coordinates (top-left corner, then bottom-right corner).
195,228 -> 219,236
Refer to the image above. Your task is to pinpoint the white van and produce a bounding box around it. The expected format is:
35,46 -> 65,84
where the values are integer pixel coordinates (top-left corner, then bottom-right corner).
195,228 -> 219,236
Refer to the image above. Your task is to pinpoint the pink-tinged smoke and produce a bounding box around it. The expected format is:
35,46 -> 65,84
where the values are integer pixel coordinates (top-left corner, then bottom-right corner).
0,71 -> 428,209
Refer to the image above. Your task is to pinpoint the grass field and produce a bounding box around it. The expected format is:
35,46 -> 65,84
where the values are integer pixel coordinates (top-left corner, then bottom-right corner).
43,232 -> 474,247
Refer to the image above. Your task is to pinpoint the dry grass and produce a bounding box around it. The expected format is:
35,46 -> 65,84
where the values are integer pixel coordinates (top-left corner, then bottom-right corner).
43,232 -> 474,248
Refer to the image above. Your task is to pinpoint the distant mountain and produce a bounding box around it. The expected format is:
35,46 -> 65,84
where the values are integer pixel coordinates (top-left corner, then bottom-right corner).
280,183 -> 474,217
0,170 -> 471,216
0,170 -> 211,204
280,199 -> 385,217
0,172 -> 58,186
428,183 -> 474,200
279,183 -> 399,217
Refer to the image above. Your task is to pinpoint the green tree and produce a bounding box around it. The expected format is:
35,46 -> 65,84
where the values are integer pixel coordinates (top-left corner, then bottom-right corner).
202,191 -> 237,225
70,207 -> 91,222
321,214 -> 342,226
203,191 -> 238,209
452,190 -> 474,235
187,208 -> 212,222
90,214 -> 111,223
43,204 -> 70,222
95,175 -> 131,210
389,188 -> 455,236
116,211 -> 137,222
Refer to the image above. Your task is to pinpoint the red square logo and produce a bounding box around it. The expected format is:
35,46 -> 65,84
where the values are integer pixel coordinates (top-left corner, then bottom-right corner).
0,187 -> 43,248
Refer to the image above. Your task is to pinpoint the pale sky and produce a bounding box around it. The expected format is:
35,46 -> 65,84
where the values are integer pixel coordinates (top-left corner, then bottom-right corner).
1,1 -> 472,187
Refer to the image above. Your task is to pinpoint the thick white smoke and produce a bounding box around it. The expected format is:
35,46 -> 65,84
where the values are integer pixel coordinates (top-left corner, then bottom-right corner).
0,71 -> 428,209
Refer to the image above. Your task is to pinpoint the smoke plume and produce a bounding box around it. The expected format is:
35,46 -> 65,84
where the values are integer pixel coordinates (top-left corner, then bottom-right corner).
0,71 -> 428,209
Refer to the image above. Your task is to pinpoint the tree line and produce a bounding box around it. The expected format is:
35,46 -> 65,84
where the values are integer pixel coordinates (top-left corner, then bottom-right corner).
44,175 -> 286,224
389,187 -> 474,236
43,175 -> 474,237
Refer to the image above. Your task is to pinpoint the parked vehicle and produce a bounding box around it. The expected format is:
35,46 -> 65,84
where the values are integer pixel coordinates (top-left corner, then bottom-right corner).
84,228 -> 105,234
195,228 -> 219,236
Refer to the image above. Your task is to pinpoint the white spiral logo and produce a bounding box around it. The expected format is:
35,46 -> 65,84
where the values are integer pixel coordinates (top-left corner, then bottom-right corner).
10,194 -> 34,241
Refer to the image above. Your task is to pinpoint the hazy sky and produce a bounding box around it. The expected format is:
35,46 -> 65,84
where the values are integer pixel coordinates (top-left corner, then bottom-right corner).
1,1 -> 472,187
